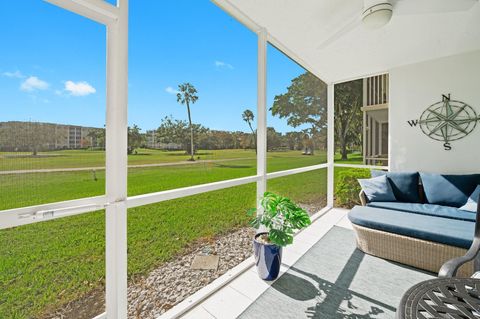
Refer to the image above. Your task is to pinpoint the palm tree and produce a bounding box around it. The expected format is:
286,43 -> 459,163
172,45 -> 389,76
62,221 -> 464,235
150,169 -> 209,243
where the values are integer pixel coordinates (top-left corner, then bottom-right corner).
242,109 -> 256,153
176,83 -> 199,161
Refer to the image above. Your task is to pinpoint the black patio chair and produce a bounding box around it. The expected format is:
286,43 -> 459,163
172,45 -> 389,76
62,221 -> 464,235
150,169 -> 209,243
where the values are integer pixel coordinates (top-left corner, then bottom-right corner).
438,195 -> 480,278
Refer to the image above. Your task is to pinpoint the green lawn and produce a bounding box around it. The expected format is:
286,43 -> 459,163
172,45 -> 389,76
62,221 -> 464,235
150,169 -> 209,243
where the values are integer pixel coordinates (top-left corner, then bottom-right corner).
0,148 -> 259,171
0,150 -> 327,211
0,147 -> 357,172
334,151 -> 363,164
0,149 -> 329,318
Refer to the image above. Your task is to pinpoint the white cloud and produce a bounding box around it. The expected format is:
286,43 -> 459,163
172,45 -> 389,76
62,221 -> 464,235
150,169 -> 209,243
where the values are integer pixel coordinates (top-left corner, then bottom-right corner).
165,86 -> 179,95
214,60 -> 234,70
2,70 -> 24,78
64,80 -> 96,96
20,76 -> 49,92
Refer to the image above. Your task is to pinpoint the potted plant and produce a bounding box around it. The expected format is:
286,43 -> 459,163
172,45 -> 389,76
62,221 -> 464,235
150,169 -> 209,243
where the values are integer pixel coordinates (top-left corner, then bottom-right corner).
247,192 -> 311,280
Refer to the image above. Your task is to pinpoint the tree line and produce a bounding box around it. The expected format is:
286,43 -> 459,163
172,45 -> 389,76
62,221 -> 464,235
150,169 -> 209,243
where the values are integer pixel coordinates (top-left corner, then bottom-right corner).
148,115 -> 327,155
143,74 -> 362,159
0,72 -> 363,159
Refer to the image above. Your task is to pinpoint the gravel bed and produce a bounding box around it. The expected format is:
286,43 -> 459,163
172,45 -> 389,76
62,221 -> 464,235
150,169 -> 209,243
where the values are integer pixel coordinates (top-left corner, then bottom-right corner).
299,201 -> 326,216
42,227 -> 255,319
127,227 -> 255,319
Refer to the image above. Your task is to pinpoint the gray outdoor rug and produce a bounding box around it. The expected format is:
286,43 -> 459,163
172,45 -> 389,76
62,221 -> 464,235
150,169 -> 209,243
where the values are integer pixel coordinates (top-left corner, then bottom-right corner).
239,226 -> 434,319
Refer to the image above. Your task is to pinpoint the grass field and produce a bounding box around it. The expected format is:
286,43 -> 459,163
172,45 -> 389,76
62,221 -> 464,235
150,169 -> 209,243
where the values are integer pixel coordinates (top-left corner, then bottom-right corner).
0,149 -> 334,318
0,149 -> 257,171
0,149 -> 328,211
0,149 -> 368,318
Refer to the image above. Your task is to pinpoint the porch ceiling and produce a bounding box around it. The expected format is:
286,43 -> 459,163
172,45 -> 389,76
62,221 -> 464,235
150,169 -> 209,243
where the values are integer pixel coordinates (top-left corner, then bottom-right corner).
224,0 -> 480,83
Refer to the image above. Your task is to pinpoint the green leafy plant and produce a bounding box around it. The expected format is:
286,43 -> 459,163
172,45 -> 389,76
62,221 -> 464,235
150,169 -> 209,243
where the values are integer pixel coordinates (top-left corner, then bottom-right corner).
335,168 -> 370,208
248,192 -> 311,247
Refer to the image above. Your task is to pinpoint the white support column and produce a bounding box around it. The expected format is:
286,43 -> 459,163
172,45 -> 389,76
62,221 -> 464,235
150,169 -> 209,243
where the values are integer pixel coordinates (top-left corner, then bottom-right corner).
327,84 -> 335,208
362,78 -> 367,165
372,118 -> 377,158
256,28 -> 267,212
105,202 -> 127,319
367,116 -> 373,165
370,77 -> 373,105
387,74 -> 391,170
382,74 -> 387,103
363,112 -> 367,165
379,122 -> 383,156
362,78 -> 367,106
105,0 -> 128,318
386,74 -> 390,102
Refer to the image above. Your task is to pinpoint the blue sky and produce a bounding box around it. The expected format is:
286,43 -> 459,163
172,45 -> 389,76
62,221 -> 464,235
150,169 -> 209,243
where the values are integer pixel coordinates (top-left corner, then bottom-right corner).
0,1 -> 306,133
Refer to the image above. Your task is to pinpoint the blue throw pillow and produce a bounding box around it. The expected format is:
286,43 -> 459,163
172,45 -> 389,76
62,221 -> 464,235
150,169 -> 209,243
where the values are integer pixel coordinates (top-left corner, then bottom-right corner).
420,173 -> 480,208
371,170 -> 420,203
358,175 -> 397,203
459,185 -> 480,213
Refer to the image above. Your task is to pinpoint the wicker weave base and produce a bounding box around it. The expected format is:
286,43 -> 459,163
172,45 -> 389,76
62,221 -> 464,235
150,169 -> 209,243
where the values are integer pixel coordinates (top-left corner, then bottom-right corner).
352,224 -> 473,277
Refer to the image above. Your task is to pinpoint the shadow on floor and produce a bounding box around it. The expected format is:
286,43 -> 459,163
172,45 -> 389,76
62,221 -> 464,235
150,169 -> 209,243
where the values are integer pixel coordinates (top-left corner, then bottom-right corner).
239,227 -> 433,319
270,249 -> 396,318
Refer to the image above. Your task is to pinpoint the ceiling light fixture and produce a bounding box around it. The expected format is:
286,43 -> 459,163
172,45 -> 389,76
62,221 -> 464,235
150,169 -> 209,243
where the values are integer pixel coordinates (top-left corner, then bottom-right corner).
362,0 -> 393,29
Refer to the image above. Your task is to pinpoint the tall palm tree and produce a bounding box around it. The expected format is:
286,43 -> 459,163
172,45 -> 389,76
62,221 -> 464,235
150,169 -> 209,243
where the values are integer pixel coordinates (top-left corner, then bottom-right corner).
242,109 -> 256,153
176,83 -> 199,161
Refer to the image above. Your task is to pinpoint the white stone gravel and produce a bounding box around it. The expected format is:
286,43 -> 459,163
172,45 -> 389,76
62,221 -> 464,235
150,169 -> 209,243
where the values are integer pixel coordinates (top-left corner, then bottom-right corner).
127,227 -> 255,319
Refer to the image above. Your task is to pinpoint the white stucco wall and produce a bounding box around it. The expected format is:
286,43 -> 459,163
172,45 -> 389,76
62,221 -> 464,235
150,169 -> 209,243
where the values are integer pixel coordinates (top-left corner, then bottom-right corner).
389,50 -> 480,174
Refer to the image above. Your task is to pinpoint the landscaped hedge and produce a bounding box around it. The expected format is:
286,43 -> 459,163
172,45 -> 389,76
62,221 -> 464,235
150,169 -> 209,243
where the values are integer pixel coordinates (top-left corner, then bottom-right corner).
335,168 -> 370,208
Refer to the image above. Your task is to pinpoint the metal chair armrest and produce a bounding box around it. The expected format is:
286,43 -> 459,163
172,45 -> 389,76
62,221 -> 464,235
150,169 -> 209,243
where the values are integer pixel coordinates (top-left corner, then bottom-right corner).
439,196 -> 480,278
438,238 -> 480,277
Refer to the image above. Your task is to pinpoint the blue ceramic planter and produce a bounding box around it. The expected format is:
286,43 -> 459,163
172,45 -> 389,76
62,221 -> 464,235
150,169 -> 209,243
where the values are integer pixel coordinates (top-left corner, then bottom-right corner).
253,232 -> 283,281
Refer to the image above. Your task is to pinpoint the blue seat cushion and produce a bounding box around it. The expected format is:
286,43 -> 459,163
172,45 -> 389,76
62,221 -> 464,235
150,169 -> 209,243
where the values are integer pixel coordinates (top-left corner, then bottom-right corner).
358,175 -> 397,202
420,173 -> 480,207
366,202 -> 476,222
371,170 -> 420,203
349,206 -> 474,249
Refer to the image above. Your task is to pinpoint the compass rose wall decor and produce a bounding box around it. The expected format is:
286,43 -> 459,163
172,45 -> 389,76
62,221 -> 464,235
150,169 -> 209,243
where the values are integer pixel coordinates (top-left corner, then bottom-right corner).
407,94 -> 480,150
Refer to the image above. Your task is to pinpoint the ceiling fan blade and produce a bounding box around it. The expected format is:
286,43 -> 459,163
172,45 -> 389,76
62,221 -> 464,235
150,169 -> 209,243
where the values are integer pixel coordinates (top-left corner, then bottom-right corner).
392,0 -> 477,15
318,14 -> 362,50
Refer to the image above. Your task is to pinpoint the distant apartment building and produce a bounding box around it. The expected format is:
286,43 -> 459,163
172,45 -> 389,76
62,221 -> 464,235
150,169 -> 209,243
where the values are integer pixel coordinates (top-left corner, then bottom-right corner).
68,126 -> 83,149
0,121 -> 103,152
